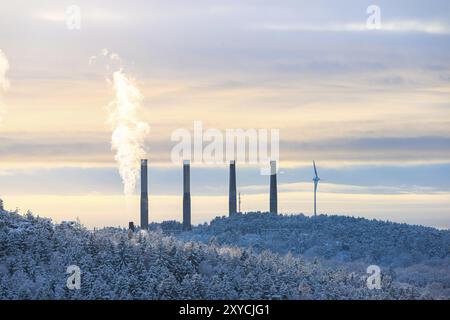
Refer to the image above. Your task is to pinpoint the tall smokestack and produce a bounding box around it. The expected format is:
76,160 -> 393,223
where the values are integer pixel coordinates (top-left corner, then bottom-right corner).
183,160 -> 191,231
269,160 -> 278,214
229,160 -> 237,216
140,159 -> 148,230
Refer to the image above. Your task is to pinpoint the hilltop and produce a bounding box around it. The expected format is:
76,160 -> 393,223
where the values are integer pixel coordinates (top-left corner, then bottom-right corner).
1,208 -> 449,299
175,212 -> 450,267
158,212 -> 450,298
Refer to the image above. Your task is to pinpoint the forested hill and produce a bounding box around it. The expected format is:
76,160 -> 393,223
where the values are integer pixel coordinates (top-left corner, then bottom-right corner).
0,209 -> 442,299
166,212 -> 450,298
174,213 -> 450,267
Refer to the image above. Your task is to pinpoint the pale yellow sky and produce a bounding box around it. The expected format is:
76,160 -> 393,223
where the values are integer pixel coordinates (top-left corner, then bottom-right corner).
4,191 -> 450,229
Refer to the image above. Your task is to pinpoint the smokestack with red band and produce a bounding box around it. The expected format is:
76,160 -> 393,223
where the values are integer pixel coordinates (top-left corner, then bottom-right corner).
229,160 -> 237,216
140,159 -> 148,230
269,160 -> 278,214
183,160 -> 191,231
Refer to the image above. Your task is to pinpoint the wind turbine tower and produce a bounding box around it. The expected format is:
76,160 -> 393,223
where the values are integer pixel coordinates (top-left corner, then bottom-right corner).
313,160 -> 320,217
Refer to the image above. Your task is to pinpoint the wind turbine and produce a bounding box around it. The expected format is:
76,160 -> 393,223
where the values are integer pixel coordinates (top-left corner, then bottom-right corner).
312,161 -> 320,217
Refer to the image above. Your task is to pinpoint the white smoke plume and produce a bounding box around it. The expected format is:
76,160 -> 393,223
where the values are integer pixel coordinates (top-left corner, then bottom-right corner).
90,49 -> 149,195
108,69 -> 149,195
0,49 -> 10,124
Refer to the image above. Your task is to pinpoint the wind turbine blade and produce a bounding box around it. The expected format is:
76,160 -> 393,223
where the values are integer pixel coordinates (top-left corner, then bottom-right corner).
313,161 -> 318,178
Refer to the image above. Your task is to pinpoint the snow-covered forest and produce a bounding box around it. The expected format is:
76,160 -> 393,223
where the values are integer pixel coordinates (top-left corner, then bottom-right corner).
1,207 -> 449,299
177,213 -> 450,266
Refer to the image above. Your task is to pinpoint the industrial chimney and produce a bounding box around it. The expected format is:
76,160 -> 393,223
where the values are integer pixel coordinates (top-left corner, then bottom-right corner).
269,160 -> 278,214
229,160 -> 237,216
183,160 -> 191,231
140,159 -> 149,230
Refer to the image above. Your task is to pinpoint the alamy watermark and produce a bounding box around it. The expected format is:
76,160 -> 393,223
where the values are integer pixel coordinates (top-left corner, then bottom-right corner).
171,121 -> 279,175
66,265 -> 81,290
366,265 -> 381,290
366,5 -> 381,30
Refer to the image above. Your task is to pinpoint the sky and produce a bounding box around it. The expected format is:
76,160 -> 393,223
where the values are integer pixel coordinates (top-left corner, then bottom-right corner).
0,0 -> 449,228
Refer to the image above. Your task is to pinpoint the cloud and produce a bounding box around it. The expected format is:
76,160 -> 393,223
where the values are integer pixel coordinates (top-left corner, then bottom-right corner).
2,133 -> 450,168
253,20 -> 450,35
241,181 -> 443,195
0,132 -> 112,166
377,20 -> 450,34
281,136 -> 450,152
0,49 -> 10,126
0,50 -> 10,91
3,162 -> 450,199
35,7 -> 123,23
0,169 -> 12,176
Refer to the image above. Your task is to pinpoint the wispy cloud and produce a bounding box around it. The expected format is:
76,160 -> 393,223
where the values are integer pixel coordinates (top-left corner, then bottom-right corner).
253,20 -> 450,35
2,133 -> 450,167
0,49 -> 10,126
3,162 -> 450,195
35,8 -> 123,23
0,50 -> 10,91
0,169 -> 12,176
241,182 -> 443,195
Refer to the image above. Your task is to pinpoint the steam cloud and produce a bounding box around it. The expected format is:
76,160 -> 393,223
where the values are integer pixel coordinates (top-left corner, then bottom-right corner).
0,49 -> 10,124
109,70 -> 149,195
91,49 -> 149,195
